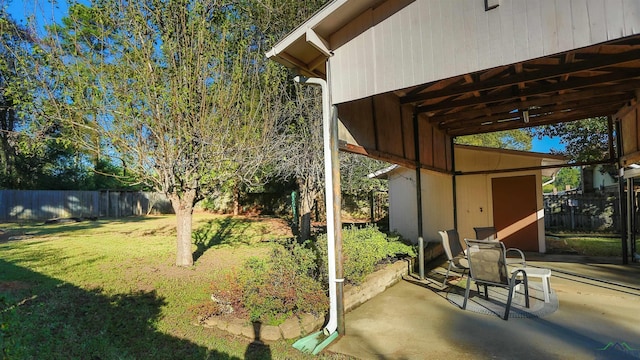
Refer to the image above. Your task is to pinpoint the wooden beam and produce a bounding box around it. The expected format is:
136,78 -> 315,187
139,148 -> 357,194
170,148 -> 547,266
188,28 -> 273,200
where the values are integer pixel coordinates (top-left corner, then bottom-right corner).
427,82 -> 639,124
441,95 -> 630,131
416,72 -> 640,114
401,48 -> 640,105
449,104 -> 621,136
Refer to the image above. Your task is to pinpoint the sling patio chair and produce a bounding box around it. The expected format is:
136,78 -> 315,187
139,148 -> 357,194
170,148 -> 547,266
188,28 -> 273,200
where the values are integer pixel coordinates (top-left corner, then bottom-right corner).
439,229 -> 469,287
473,226 -> 527,268
462,238 -> 530,320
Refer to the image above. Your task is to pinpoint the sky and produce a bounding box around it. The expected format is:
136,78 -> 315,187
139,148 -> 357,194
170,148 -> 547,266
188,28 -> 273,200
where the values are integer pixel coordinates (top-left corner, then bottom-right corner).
532,136 -> 563,153
3,1 -> 567,155
4,0 -> 75,34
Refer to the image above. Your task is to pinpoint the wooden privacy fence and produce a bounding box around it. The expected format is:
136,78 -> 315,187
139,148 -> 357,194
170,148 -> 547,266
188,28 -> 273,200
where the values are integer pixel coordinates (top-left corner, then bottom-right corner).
0,190 -> 173,221
543,193 -> 621,232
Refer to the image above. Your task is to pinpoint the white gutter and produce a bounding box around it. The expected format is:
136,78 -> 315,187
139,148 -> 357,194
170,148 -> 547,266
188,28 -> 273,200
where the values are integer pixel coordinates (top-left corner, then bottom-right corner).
542,174 -> 556,187
294,75 -> 341,335
265,0 -> 346,61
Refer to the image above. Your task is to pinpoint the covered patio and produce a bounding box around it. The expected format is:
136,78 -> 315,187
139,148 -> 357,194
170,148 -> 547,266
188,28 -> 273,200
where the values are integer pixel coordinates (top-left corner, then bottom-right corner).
266,0 -> 640,353
328,256 -> 640,359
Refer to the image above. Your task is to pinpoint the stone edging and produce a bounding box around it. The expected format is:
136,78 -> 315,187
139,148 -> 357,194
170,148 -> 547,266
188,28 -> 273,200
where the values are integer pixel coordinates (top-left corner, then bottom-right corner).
199,258 -> 412,341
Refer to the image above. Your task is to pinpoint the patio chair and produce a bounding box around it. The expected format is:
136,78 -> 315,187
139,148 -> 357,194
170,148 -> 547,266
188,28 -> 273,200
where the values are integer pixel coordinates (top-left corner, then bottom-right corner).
473,226 -> 527,268
439,230 -> 469,287
462,238 -> 530,320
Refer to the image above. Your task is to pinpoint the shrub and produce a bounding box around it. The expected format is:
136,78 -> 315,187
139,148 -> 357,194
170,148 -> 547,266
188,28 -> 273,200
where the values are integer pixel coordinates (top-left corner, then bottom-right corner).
317,225 -> 415,285
207,242 -> 328,325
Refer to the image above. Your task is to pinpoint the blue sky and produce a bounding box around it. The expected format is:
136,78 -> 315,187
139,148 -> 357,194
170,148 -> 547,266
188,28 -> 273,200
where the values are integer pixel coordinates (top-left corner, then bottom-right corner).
3,1 -> 568,155
532,136 -> 563,153
4,0 -> 73,34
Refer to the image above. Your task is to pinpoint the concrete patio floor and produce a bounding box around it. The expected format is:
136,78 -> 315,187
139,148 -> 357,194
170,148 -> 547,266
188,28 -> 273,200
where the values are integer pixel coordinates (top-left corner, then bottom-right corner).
326,255 -> 640,360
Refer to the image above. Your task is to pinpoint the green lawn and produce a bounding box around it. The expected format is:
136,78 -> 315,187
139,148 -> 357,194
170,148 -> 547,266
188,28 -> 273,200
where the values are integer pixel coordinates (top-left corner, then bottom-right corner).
0,214 -> 345,359
546,234 -> 625,256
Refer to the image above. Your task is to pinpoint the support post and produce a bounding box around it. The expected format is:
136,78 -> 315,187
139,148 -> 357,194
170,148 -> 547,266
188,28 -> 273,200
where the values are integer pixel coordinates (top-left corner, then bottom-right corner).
418,237 -> 425,280
616,119 -> 629,264
412,112 -> 424,240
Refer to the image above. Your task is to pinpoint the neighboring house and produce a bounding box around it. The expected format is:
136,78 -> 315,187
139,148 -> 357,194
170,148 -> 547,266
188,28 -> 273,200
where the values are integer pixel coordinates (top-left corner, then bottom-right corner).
582,165 -> 618,193
374,145 -> 565,253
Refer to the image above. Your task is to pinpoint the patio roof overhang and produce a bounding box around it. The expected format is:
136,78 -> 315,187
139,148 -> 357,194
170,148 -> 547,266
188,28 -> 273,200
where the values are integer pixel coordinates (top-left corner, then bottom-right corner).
267,1 -> 640,139
397,36 -> 640,137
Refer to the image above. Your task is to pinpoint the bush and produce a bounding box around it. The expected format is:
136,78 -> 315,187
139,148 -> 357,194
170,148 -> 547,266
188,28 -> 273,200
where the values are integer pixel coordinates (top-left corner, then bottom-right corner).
199,226 -> 415,325
206,242 -> 328,325
317,225 -> 415,285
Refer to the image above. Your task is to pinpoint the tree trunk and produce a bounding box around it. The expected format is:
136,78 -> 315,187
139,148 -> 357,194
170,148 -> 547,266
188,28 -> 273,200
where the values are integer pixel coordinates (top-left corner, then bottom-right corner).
297,178 -> 317,241
170,194 -> 195,267
233,183 -> 240,216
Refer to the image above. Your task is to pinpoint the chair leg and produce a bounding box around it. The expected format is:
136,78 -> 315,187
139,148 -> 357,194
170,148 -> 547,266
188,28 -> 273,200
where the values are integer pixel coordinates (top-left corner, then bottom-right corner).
523,276 -> 530,308
462,276 -> 472,310
504,284 -> 514,320
443,262 -> 453,287
504,270 -> 530,320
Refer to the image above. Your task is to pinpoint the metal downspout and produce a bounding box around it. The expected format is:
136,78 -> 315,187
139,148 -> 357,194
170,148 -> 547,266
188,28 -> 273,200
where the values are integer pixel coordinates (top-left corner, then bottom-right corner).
331,104 -> 345,336
451,136 -> 458,230
293,75 -> 344,336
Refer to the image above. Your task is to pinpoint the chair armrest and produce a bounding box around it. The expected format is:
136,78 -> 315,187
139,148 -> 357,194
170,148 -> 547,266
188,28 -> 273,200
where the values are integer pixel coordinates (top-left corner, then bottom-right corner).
505,248 -> 527,267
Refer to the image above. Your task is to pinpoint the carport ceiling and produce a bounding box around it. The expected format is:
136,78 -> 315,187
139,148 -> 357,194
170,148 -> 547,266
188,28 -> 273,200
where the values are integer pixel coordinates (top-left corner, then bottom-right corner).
397,34 -> 640,137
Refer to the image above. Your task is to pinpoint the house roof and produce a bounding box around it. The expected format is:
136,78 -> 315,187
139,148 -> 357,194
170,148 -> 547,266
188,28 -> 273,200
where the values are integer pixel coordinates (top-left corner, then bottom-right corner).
267,0 -> 640,137
369,145 -> 567,179
266,0 -> 383,78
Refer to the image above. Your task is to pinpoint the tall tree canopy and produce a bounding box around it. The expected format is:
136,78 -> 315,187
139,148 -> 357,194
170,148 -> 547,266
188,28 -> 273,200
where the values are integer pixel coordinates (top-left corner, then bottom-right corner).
529,117 -> 611,162
455,129 -> 532,151
0,9 -> 79,189
10,0 -> 283,266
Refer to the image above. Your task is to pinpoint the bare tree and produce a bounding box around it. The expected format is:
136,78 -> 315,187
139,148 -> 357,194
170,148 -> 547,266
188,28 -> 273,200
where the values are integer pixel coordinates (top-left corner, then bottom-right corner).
11,0 -> 279,266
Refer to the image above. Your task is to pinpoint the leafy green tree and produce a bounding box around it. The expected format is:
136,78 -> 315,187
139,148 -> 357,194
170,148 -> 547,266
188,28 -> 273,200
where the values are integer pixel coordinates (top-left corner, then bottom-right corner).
529,117 -> 610,162
455,129 -> 532,150
249,0 -> 330,241
11,1 -> 281,266
544,167 -> 580,193
340,152 -> 388,197
0,9 -> 84,190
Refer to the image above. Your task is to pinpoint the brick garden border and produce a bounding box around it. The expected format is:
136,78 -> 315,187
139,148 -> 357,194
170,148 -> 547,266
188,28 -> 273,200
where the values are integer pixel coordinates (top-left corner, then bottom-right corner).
199,258 -> 413,341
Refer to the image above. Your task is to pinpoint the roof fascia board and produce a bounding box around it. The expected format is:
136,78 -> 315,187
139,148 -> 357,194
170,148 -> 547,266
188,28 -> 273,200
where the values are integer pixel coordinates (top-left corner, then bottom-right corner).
265,0 -> 348,60
455,144 -> 567,161
306,28 -> 332,57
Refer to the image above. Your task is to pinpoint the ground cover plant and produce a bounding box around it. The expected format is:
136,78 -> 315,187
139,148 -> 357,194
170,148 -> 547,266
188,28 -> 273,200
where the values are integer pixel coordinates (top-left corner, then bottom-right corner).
317,225 -> 416,285
0,214 -> 351,359
198,224 -> 414,326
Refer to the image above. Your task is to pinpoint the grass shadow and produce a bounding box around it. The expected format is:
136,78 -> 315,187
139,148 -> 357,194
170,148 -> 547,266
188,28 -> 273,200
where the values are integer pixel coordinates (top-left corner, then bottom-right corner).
192,217 -> 263,262
0,216 -> 162,243
0,259 -> 238,359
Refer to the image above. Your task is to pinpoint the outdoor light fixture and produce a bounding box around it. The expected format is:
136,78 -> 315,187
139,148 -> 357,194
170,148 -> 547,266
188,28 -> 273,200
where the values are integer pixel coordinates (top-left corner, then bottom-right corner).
522,109 -> 530,123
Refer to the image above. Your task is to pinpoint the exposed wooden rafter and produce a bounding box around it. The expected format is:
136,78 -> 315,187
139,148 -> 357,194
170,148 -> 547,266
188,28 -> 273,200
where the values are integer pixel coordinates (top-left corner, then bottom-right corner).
394,36 -> 640,137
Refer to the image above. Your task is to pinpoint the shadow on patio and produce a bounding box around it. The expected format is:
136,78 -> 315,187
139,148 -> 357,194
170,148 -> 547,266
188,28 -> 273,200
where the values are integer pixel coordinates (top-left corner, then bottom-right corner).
327,255 -> 640,360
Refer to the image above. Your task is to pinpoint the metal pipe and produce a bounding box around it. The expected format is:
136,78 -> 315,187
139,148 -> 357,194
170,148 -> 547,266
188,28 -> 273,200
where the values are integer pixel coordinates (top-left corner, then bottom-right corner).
412,111 -> 424,240
451,136 -> 458,229
616,120 -> 629,264
331,105 -> 345,336
293,75 -> 343,335
627,177 -> 633,264
418,237 -> 425,280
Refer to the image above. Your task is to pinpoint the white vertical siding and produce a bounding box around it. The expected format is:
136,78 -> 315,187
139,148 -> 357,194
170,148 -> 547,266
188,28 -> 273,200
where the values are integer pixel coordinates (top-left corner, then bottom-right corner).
329,0 -> 640,104
623,0 -> 640,34
605,0 -> 625,39
388,170 -> 419,242
421,170 -> 455,243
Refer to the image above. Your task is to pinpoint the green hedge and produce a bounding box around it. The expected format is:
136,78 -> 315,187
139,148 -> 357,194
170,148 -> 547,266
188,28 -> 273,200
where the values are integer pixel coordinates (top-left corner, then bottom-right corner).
200,225 -> 415,325
317,225 -> 415,285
